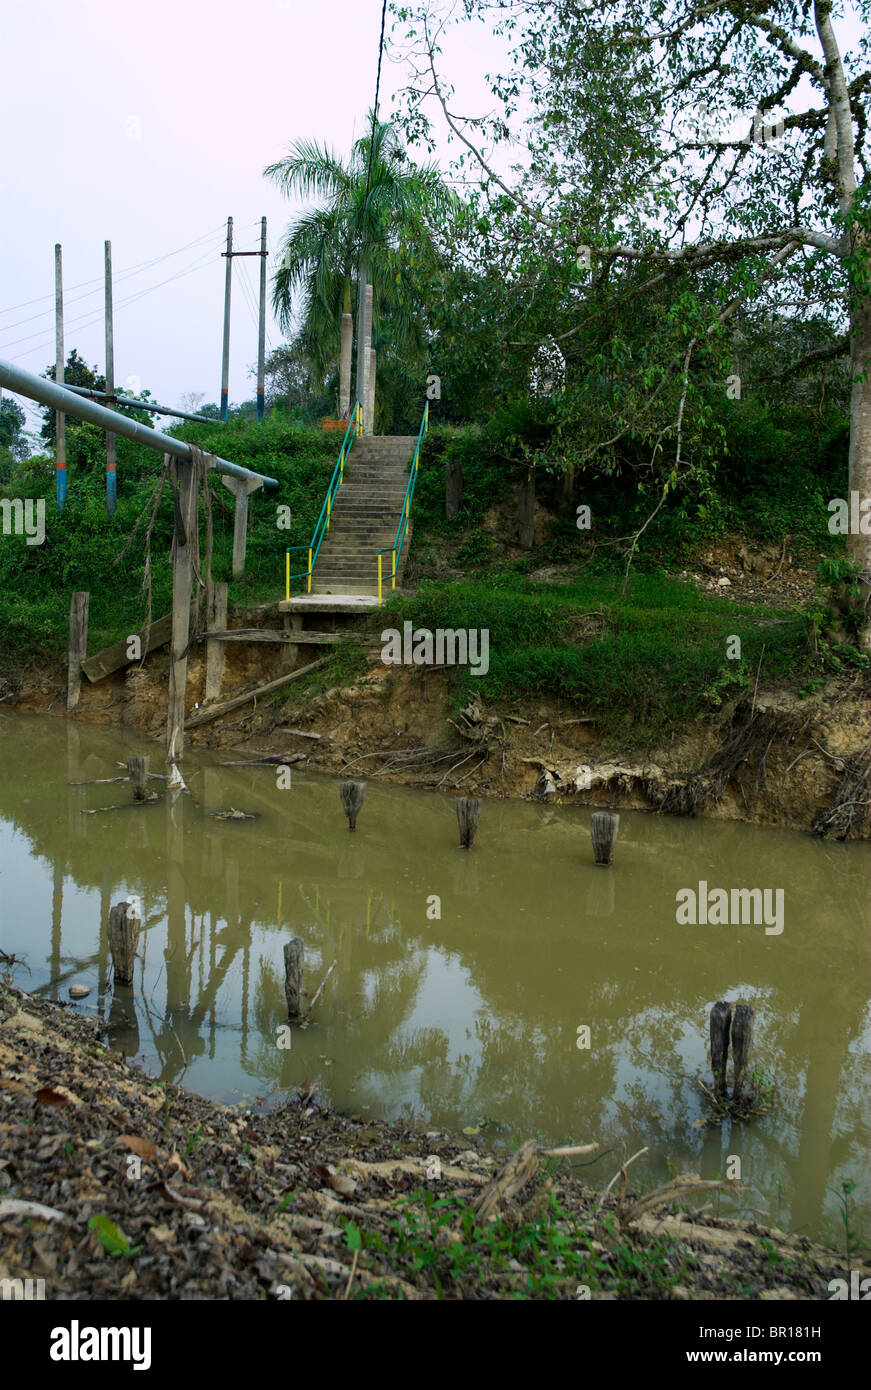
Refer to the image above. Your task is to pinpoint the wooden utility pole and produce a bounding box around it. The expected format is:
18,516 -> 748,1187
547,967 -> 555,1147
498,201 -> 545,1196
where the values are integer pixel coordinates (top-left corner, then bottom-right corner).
105,240 -> 116,518
220,216 -> 233,421
166,456 -> 195,763
55,244 -> 66,512
257,216 -> 267,421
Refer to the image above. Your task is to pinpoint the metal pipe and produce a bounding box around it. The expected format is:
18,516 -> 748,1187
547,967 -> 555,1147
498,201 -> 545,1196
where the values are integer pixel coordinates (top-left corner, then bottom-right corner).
0,358 -> 278,489
61,381 -> 222,425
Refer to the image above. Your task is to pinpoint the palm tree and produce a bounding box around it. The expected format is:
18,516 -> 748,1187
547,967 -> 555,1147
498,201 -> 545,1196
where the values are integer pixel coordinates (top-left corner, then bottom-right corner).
264,115 -> 456,422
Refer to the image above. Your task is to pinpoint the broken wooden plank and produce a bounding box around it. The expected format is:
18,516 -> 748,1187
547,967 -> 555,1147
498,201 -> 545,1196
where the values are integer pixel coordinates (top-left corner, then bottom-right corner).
185,657 -> 331,729
203,628 -> 344,645
81,614 -> 172,684
277,727 -> 322,740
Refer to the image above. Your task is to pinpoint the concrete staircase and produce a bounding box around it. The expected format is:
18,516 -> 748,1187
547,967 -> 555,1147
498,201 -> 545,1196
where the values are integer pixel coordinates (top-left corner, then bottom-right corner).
311,435 -> 417,596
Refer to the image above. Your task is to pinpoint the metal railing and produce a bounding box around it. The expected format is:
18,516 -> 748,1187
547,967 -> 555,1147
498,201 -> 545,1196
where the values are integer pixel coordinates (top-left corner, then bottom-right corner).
285,402 -> 363,599
377,401 -> 429,604
0,358 -> 278,491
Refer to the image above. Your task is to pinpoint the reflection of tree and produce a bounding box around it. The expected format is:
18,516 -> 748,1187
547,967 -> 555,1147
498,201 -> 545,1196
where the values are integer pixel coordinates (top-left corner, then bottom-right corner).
2,716 -> 868,1242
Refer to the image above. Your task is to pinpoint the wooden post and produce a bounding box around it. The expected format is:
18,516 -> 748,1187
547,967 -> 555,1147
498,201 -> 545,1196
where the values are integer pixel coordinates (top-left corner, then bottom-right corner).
283,937 -> 304,1019
108,899 -> 141,985
220,474 -> 263,578
205,580 -> 228,702
55,244 -> 66,512
340,780 -> 366,830
457,796 -> 481,848
281,611 -> 304,671
590,810 -> 619,865
710,1001 -> 732,1099
67,591 -> 89,712
126,754 -> 148,801
445,458 -> 463,519
731,1003 -> 754,1099
517,463 -> 536,547
105,240 -> 116,518
166,456 -> 195,763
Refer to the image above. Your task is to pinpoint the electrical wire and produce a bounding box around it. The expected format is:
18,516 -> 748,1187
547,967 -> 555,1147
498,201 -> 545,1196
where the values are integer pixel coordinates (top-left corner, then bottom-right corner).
0,224 -> 227,321
362,0 -> 389,213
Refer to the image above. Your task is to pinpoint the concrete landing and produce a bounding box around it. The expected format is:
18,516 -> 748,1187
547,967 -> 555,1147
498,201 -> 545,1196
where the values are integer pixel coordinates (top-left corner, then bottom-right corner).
279,594 -> 383,613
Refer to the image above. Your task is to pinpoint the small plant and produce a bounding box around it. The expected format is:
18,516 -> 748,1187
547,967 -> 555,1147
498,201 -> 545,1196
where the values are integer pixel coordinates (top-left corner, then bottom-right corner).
827,1178 -> 863,1261
88,1214 -> 142,1259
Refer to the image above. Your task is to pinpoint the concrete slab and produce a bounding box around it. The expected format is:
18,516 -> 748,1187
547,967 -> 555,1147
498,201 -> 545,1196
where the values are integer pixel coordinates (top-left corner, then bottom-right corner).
279,594 -> 383,614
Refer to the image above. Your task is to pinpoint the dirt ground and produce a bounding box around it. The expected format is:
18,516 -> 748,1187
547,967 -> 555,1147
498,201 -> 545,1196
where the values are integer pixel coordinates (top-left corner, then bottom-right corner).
1,985 -> 864,1301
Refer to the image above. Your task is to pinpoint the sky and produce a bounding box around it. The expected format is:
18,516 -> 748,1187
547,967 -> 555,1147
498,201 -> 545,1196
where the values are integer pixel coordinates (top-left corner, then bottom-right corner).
1,0 -> 866,438
0,0 -> 506,434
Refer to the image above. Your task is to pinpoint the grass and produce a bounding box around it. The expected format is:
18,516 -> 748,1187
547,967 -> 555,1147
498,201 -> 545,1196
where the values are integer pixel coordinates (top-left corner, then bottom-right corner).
377,572 -> 817,740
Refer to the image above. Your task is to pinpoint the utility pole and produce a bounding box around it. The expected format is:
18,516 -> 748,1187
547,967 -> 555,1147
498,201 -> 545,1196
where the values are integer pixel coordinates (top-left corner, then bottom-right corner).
55,244 -> 66,511
220,216 -> 268,422
257,216 -> 267,422
105,240 -> 116,518
220,216 -> 233,421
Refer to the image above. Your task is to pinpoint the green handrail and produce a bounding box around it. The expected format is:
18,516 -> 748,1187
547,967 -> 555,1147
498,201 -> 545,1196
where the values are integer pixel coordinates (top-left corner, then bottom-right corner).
285,402 -> 363,599
377,401 -> 429,603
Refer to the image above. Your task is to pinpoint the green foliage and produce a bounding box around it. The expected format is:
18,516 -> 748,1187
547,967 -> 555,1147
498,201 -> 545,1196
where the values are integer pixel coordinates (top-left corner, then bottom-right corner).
0,413 -> 334,671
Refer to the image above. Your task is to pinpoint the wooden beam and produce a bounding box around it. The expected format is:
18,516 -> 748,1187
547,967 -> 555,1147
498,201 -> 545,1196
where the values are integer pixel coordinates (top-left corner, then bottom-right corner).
203,627 -> 344,645
184,656 -> 331,729
81,613 -> 171,684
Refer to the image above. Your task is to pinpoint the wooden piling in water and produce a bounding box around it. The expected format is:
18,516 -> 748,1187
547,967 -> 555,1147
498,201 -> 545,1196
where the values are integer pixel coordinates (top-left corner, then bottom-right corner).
67,591 -> 89,712
710,1000 -> 732,1099
340,780 -> 366,831
730,1003 -> 753,1099
283,937 -> 304,1019
457,796 -> 481,849
590,810 -> 619,865
126,755 -> 148,802
107,900 -> 141,985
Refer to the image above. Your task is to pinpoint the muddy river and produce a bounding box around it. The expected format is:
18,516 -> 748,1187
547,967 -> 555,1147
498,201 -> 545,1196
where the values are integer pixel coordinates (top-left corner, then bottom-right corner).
0,711 -> 868,1246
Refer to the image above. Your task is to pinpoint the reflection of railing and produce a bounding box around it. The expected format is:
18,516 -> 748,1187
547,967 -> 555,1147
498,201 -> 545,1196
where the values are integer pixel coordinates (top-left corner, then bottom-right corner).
377,400 -> 429,604
285,402 -> 363,600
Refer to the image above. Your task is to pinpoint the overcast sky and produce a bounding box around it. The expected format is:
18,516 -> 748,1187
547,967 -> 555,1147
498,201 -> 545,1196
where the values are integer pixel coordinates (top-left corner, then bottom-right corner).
1,0 -> 865,438
0,0 -> 505,434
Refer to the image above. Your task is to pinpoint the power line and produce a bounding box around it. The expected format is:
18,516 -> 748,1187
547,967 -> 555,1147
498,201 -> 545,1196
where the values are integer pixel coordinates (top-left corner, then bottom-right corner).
362,0 -> 389,211
4,247 -> 222,363
0,224 -> 226,321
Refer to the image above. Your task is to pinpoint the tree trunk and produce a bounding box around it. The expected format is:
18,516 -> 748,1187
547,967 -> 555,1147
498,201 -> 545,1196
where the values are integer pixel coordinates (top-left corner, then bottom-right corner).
847,289 -> 871,647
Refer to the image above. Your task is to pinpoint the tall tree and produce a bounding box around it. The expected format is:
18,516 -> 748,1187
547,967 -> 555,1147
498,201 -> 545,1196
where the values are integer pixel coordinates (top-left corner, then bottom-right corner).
394,0 -> 871,637
264,114 -> 458,418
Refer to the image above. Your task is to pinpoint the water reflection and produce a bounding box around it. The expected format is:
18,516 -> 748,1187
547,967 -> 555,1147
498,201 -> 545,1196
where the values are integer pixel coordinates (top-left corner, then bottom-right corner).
0,710 -> 868,1246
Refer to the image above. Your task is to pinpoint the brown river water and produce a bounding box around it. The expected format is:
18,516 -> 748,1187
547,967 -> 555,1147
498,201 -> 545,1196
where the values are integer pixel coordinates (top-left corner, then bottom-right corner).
0,711 -> 868,1246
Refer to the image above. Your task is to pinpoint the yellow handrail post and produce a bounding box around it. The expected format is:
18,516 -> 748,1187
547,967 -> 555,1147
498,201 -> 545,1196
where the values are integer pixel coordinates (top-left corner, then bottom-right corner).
378,552 -> 383,604
307,546 -> 312,594
285,550 -> 290,602
391,548 -> 396,589
327,489 -> 331,531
